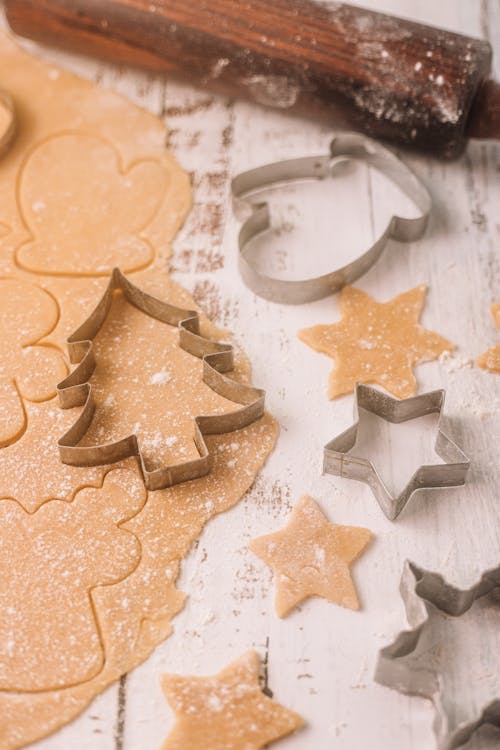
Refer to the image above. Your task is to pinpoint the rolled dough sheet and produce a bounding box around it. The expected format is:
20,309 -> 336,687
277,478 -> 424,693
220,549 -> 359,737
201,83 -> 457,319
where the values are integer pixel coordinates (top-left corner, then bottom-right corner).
0,278 -> 67,448
298,285 -> 453,399
0,32 -> 278,749
0,469 -> 146,693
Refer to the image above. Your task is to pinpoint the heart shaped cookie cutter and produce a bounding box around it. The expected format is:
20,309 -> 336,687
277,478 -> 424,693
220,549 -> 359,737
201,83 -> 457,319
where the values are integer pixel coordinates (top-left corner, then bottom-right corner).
0,89 -> 16,158
57,268 -> 265,491
232,132 -> 431,304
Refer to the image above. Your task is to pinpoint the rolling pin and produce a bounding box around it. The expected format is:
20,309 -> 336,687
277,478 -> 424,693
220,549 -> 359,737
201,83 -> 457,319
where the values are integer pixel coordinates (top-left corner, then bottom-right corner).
5,0 -> 500,158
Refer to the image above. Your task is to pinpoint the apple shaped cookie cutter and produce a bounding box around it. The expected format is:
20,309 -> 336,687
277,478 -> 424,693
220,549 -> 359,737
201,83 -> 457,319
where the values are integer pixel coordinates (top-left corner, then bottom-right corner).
56,268 -> 265,491
323,384 -> 470,521
231,132 -> 431,304
376,560 -> 500,749
0,89 -> 15,158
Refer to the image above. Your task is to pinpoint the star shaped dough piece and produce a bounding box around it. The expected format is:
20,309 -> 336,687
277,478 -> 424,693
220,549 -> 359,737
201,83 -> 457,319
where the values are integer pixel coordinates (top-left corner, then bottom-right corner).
298,285 -> 454,399
249,495 -> 372,617
159,650 -> 303,750
477,304 -> 500,373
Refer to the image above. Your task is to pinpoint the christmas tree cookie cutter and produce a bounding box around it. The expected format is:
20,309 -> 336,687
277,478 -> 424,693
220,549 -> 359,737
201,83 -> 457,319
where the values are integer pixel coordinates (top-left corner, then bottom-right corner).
56,268 -> 265,491
231,132 -> 431,304
0,89 -> 15,158
375,560 -> 500,749
323,384 -> 470,521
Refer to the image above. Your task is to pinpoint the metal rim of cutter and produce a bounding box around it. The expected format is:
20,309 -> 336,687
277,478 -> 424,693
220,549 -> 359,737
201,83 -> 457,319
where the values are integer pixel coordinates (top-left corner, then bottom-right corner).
375,560 -> 500,749
57,268 -> 265,491
231,132 -> 431,304
323,383 -> 470,521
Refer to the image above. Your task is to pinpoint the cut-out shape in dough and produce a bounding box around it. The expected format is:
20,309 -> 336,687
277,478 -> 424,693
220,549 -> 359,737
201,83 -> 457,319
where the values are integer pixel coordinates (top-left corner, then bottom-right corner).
0,416 -> 278,749
376,561 -> 500,750
0,278 -> 67,447
0,31 -> 277,750
0,398 -> 106,513
16,133 -> 167,276
0,380 -> 25,448
159,650 -> 304,749
249,495 -> 372,617
0,468 -> 145,692
298,285 -> 453,399
477,304 -> 500,373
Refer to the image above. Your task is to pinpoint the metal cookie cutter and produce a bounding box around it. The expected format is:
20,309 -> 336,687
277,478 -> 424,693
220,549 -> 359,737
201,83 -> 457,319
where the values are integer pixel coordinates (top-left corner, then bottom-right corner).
376,560 -> 500,749
231,132 -> 431,304
57,268 -> 265,491
323,384 -> 470,521
0,89 -> 16,158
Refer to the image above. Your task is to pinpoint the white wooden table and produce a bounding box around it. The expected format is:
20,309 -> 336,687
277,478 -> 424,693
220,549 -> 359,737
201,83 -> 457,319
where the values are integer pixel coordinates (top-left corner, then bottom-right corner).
7,2 -> 500,749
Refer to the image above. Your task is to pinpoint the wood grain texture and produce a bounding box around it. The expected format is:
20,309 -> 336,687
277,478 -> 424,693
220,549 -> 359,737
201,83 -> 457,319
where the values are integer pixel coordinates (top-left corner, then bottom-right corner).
2,1 -> 500,749
4,0 -> 493,156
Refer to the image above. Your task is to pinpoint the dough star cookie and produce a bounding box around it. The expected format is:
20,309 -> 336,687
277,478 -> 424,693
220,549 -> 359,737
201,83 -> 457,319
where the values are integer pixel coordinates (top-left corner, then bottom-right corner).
298,285 -> 453,399
477,304 -> 500,373
159,650 -> 304,750
249,495 -> 372,617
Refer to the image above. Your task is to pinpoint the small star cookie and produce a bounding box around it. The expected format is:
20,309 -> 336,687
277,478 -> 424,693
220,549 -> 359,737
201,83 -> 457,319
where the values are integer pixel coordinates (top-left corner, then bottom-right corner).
477,304 -> 500,373
249,495 -> 372,617
298,285 -> 453,399
159,650 -> 303,750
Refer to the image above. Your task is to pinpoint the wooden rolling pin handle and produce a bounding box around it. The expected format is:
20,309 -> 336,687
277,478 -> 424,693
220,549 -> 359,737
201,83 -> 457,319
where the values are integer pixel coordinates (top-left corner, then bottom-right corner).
5,0 -> 493,157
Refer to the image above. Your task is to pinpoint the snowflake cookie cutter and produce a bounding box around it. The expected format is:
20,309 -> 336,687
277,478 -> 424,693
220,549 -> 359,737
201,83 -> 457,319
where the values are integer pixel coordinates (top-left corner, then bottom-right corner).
56,268 -> 265,491
375,560 -> 500,749
323,384 -> 470,521
0,89 -> 16,158
231,132 -> 431,304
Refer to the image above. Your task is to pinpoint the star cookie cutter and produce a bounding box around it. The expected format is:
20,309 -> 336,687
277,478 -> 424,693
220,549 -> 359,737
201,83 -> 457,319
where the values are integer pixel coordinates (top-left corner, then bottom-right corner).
0,89 -> 16,158
323,384 -> 470,520
231,132 -> 431,304
57,268 -> 265,491
375,560 -> 500,749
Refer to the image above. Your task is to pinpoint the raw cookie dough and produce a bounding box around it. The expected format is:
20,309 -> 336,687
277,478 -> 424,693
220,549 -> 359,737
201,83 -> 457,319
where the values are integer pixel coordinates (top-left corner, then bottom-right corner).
0,33 -> 278,749
17,133 -> 166,276
0,33 -> 189,281
477,304 -> 500,373
159,650 -> 303,750
0,278 -> 67,447
0,469 -> 145,692
249,495 -> 372,617
298,285 -> 453,399
0,88 -> 15,158
0,418 -> 277,750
